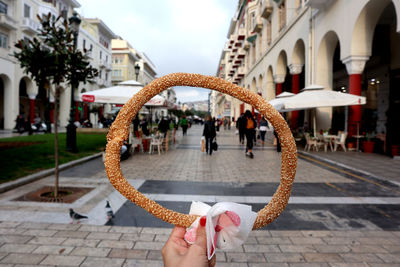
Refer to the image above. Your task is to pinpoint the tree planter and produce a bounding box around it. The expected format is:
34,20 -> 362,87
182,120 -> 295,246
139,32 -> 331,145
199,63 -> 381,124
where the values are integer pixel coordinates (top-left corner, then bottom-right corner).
363,141 -> 375,153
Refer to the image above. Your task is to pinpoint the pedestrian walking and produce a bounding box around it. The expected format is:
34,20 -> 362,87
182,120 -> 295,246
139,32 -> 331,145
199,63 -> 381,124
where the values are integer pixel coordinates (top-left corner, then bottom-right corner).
180,116 -> 188,136
259,117 -> 269,146
236,113 -> 246,144
202,115 -> 216,155
244,110 -> 256,158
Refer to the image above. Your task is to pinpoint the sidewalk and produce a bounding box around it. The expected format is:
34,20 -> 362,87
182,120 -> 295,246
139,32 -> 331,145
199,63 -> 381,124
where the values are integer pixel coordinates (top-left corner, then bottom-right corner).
0,125 -> 399,266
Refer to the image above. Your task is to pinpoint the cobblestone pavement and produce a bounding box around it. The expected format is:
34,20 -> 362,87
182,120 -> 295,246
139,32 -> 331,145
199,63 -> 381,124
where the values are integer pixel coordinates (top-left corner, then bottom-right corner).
0,125 -> 399,266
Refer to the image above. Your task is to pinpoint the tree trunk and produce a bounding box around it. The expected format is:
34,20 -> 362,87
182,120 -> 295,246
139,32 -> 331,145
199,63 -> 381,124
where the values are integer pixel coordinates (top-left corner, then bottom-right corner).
53,86 -> 59,198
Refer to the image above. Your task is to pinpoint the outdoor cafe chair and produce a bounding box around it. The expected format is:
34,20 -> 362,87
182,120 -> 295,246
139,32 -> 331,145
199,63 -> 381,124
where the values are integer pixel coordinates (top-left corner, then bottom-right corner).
149,135 -> 164,155
131,137 -> 143,153
304,133 -> 318,151
333,132 -> 348,152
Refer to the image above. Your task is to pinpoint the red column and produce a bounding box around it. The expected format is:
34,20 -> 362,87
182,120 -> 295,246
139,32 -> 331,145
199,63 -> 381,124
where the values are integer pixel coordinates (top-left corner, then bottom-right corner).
291,74 -> 300,129
240,103 -> 244,114
29,99 -> 35,123
276,83 -> 283,95
75,101 -> 80,122
99,106 -> 103,118
348,74 -> 362,136
84,103 -> 88,120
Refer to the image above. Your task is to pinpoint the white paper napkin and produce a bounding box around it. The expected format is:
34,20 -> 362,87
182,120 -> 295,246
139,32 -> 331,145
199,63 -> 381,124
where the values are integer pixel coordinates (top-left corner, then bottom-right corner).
184,201 -> 257,260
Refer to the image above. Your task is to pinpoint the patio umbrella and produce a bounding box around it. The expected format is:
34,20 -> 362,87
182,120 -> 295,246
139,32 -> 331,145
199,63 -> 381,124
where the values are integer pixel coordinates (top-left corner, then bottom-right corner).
274,85 -> 366,136
80,80 -> 168,106
268,91 -> 295,111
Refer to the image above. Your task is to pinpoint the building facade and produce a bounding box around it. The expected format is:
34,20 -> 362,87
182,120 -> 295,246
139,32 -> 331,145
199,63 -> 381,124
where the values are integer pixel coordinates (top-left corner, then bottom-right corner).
215,0 -> 400,154
111,38 -> 141,85
0,0 -> 117,129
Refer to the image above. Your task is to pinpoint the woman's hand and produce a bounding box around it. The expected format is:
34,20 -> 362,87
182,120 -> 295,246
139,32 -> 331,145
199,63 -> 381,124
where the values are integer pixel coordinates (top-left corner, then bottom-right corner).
162,217 -> 216,267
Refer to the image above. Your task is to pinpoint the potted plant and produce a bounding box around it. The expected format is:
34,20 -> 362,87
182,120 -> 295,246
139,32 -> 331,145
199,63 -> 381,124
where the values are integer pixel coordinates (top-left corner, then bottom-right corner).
362,132 -> 375,153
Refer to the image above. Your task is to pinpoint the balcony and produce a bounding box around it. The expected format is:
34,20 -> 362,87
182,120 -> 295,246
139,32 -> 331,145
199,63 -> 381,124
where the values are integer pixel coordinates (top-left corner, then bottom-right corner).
237,28 -> 246,41
252,17 -> 263,33
243,41 -> 250,51
99,60 -> 111,70
237,66 -> 245,77
96,77 -> 105,86
0,14 -> 17,30
261,1 -> 273,19
237,48 -> 245,59
21,18 -> 41,34
112,76 -> 123,82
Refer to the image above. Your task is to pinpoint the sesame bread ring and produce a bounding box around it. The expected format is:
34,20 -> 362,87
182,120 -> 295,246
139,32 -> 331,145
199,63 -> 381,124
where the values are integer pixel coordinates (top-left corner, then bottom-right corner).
105,73 -> 297,229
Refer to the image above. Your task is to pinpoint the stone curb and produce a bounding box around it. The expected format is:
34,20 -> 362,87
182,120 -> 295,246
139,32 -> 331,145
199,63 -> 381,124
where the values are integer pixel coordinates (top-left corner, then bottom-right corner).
0,152 -> 103,193
298,150 -> 400,187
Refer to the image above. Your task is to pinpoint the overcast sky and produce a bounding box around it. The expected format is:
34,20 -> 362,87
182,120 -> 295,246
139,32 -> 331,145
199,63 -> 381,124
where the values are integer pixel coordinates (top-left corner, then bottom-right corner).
77,0 -> 237,103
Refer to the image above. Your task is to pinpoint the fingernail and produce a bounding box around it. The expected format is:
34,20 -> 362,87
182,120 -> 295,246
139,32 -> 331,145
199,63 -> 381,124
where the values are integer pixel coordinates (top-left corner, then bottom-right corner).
199,216 -> 206,227
215,225 -> 222,232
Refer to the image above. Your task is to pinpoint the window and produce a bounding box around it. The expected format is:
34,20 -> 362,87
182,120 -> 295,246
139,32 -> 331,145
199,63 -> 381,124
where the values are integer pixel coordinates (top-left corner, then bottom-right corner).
267,18 -> 272,45
279,1 -> 286,31
0,32 -> 8,49
106,55 -> 108,62
89,44 -> 93,51
99,70 -> 102,79
250,12 -> 256,30
24,4 -> 30,18
83,39 -> 86,49
100,51 -> 102,59
0,1 -> 7,14
105,72 -> 108,81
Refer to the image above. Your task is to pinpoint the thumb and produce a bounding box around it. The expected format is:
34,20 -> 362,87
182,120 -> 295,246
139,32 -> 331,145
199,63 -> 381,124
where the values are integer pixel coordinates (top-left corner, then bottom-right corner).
194,216 -> 207,249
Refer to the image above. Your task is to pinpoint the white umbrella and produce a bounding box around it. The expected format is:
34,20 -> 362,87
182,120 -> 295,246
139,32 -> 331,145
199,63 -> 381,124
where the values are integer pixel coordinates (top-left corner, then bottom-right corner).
80,81 -> 168,107
268,92 -> 295,111
283,85 -> 366,111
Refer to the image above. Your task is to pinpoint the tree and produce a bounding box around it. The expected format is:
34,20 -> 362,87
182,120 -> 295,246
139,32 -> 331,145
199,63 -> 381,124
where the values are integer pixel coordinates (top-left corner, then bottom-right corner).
14,13 -> 98,198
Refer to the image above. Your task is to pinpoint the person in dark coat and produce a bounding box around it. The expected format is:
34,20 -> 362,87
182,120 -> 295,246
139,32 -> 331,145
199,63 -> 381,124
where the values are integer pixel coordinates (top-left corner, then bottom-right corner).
158,117 -> 170,137
244,110 -> 256,158
203,115 -> 216,155
236,113 -> 246,144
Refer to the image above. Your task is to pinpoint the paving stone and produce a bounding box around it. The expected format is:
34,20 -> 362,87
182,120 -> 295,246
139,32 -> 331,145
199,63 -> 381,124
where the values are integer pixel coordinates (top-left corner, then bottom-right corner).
257,237 -> 292,245
215,251 -> 226,262
109,226 -> 141,233
290,237 -> 326,245
40,255 -> 85,266
329,263 -> 370,267
376,253 -> 400,263
270,231 -> 304,237
79,225 -> 111,232
97,240 -> 134,249
313,245 -> 351,253
249,263 -> 289,267
382,245 -> 400,253
357,238 -> 398,245
301,231 -> 334,238
121,233 -> 154,242
28,237 -> 66,245
0,235 -> 33,244
243,244 -> 280,253
0,228 -> 26,235
265,253 -> 305,263
279,245 -> 317,253
54,230 -> 90,239
211,263 -> 248,267
0,264 -> 13,267
0,244 -> 37,253
0,222 -> 21,228
0,253 -> 46,265
339,253 -> 383,263
154,234 -> 169,242
70,247 -> 111,257
303,253 -> 343,263
140,228 -> 172,235
48,224 -> 81,231
226,252 -> 266,262
123,259 -> 164,267
18,222 -> 51,230
133,241 -> 164,250
21,229 -> 57,237
0,253 -> 7,261
62,238 -> 100,247
249,231 -> 272,237
80,257 -> 125,267
368,264 -> 400,267
362,231 -> 397,238
330,231 -> 366,237
323,238 -> 360,245
86,232 -> 122,240
289,264 -> 329,267
348,245 -> 388,253
109,248 -> 148,259
32,245 -> 74,255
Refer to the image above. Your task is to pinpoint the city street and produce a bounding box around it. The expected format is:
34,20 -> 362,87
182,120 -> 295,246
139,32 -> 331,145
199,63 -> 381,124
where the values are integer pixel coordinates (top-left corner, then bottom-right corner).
0,125 -> 400,265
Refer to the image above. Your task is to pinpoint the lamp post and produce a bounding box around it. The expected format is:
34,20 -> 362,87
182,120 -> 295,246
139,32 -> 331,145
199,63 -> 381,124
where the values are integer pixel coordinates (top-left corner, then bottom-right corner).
66,12 -> 81,152
135,64 -> 140,81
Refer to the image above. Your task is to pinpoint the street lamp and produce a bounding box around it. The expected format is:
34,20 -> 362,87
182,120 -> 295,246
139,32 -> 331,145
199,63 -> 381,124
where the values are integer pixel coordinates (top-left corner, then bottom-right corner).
135,64 -> 140,81
66,12 -> 81,152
